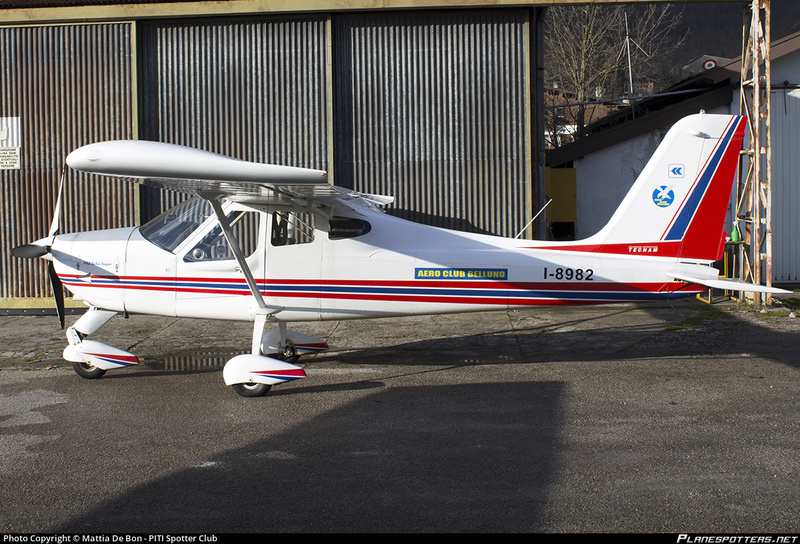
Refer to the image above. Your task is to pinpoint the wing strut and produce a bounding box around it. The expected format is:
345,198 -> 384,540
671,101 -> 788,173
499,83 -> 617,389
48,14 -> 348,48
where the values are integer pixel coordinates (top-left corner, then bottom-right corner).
206,197 -> 269,310
205,196 -> 283,356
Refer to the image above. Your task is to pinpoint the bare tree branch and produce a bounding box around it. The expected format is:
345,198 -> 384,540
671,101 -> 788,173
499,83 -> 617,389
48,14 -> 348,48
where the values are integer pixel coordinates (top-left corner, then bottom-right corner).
544,5 -> 687,147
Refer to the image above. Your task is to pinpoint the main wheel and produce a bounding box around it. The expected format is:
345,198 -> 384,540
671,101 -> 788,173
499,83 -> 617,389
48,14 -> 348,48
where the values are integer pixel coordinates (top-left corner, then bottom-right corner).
72,362 -> 107,380
267,344 -> 300,364
232,382 -> 272,397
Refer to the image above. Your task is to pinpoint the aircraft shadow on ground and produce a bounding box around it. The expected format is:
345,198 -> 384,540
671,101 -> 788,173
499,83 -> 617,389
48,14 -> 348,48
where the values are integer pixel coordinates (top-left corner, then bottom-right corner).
303,302 -> 800,372
55,380 -> 565,533
102,300 -> 800,380
45,302 -> 800,533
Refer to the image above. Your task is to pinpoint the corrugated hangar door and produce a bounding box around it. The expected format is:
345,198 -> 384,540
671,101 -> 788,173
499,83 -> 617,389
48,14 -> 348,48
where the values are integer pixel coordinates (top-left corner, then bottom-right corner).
333,10 -> 532,237
137,16 -> 330,221
0,23 -> 136,304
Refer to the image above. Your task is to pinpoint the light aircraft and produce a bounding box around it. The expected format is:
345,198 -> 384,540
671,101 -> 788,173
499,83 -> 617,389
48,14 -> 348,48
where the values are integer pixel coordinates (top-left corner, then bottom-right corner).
12,112 -> 787,397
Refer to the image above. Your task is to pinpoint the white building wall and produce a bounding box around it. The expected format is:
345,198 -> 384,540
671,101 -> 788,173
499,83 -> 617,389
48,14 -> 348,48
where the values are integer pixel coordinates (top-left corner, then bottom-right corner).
771,88 -> 800,282
767,53 -> 800,282
733,50 -> 800,282
573,131 -> 663,239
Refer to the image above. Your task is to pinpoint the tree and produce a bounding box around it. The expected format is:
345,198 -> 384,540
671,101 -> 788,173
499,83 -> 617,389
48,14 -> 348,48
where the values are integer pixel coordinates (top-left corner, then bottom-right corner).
544,5 -> 686,147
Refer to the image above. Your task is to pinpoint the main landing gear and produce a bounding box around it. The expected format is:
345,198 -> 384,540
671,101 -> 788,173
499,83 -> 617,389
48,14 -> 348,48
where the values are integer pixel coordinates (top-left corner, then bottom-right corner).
61,309 -> 328,398
228,342 -> 298,397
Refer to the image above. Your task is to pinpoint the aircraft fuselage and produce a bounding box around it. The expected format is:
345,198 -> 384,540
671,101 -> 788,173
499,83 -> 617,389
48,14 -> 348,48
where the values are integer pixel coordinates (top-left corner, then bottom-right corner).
52,200 -> 704,324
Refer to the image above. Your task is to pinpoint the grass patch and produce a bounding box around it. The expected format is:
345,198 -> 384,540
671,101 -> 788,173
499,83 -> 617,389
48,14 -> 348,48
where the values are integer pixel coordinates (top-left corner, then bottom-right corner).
22,350 -> 47,363
665,307 -> 730,330
774,296 -> 800,310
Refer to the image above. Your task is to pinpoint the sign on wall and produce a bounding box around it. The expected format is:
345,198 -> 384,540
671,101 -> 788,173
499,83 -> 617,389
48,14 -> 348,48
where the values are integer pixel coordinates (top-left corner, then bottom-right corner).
0,117 -> 20,170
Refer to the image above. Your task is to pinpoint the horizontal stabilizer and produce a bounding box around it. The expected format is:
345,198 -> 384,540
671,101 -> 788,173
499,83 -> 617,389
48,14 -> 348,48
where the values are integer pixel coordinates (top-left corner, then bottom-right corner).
667,272 -> 790,294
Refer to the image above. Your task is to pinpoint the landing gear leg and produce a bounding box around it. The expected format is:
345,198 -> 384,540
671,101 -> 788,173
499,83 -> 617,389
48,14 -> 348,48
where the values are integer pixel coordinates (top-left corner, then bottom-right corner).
270,322 -> 300,363
224,318 -> 316,397
251,313 -> 269,355
227,313 -> 277,397
65,308 -> 123,380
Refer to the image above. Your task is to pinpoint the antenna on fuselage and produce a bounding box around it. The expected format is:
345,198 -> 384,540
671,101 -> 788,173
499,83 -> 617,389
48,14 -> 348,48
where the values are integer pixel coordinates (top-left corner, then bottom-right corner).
515,198 -> 552,239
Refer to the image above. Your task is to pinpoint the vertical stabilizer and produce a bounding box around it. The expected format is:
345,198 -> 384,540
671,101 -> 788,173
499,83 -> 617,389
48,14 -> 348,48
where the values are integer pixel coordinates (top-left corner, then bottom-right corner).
581,113 -> 747,262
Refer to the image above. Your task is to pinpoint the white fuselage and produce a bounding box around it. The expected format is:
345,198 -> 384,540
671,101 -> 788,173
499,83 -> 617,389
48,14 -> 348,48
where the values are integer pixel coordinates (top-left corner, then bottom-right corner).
51,200 -> 703,324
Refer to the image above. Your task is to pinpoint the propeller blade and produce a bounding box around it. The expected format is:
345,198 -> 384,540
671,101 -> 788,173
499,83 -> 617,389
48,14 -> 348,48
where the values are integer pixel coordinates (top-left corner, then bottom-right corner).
47,261 -> 65,329
49,164 -> 66,239
11,164 -> 67,328
11,244 -> 49,259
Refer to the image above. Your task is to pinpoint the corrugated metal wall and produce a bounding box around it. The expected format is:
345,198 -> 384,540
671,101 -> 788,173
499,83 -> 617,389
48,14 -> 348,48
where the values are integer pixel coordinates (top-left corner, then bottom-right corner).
3,10 -> 538,304
333,10 -> 531,237
771,87 -> 800,282
0,23 -> 136,300
137,16 -> 330,221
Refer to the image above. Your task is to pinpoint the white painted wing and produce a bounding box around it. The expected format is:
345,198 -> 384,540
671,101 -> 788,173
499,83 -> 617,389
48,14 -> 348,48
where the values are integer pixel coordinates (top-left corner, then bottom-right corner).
67,140 -> 327,183
667,272 -> 790,294
65,140 -> 343,205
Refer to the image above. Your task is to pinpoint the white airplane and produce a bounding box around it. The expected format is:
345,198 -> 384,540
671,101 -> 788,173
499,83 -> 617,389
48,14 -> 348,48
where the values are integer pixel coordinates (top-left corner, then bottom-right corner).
12,112 -> 787,397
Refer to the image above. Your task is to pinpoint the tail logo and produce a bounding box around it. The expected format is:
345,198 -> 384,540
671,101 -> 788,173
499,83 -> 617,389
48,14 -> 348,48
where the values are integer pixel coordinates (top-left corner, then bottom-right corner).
668,164 -> 685,178
652,186 -> 675,207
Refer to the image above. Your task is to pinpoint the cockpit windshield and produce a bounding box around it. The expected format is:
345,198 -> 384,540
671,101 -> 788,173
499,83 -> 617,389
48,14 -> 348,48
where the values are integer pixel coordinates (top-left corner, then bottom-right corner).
140,196 -> 213,252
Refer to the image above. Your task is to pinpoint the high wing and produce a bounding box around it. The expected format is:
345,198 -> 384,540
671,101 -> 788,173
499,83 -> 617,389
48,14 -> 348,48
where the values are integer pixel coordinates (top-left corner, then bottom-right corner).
65,140 -> 392,211
66,139 -> 395,316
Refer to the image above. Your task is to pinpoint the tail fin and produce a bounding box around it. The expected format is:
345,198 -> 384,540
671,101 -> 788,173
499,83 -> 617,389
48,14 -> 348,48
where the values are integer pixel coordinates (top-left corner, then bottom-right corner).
582,113 -> 747,262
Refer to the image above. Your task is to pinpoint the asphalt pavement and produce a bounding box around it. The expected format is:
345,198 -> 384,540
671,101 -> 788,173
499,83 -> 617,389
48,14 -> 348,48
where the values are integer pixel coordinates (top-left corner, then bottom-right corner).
1,296 -> 799,533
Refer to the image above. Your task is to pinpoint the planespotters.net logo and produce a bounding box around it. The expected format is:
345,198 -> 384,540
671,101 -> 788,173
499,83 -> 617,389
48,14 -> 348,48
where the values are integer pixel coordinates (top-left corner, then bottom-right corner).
678,536 -> 798,544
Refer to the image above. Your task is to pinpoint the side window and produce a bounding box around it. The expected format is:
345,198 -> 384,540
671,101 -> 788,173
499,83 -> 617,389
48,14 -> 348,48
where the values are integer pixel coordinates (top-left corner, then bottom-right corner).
271,211 -> 315,246
184,210 -> 260,262
329,217 -> 371,240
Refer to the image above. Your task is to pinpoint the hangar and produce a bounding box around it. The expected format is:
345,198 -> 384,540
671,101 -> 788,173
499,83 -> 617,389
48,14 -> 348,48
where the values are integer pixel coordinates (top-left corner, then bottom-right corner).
0,0 -> 778,310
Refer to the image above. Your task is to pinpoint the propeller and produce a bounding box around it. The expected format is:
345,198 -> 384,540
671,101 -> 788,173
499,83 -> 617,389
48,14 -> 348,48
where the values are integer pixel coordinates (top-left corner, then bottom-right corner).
47,258 -> 65,329
11,165 -> 67,328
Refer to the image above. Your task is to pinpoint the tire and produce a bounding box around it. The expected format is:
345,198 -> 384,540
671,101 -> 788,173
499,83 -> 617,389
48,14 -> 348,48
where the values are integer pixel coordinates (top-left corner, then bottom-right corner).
232,382 -> 272,397
72,362 -> 107,380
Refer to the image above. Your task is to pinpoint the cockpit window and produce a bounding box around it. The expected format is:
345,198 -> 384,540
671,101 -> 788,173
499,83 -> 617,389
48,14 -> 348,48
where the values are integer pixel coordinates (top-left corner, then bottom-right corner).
184,211 -> 260,262
140,197 -> 212,252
